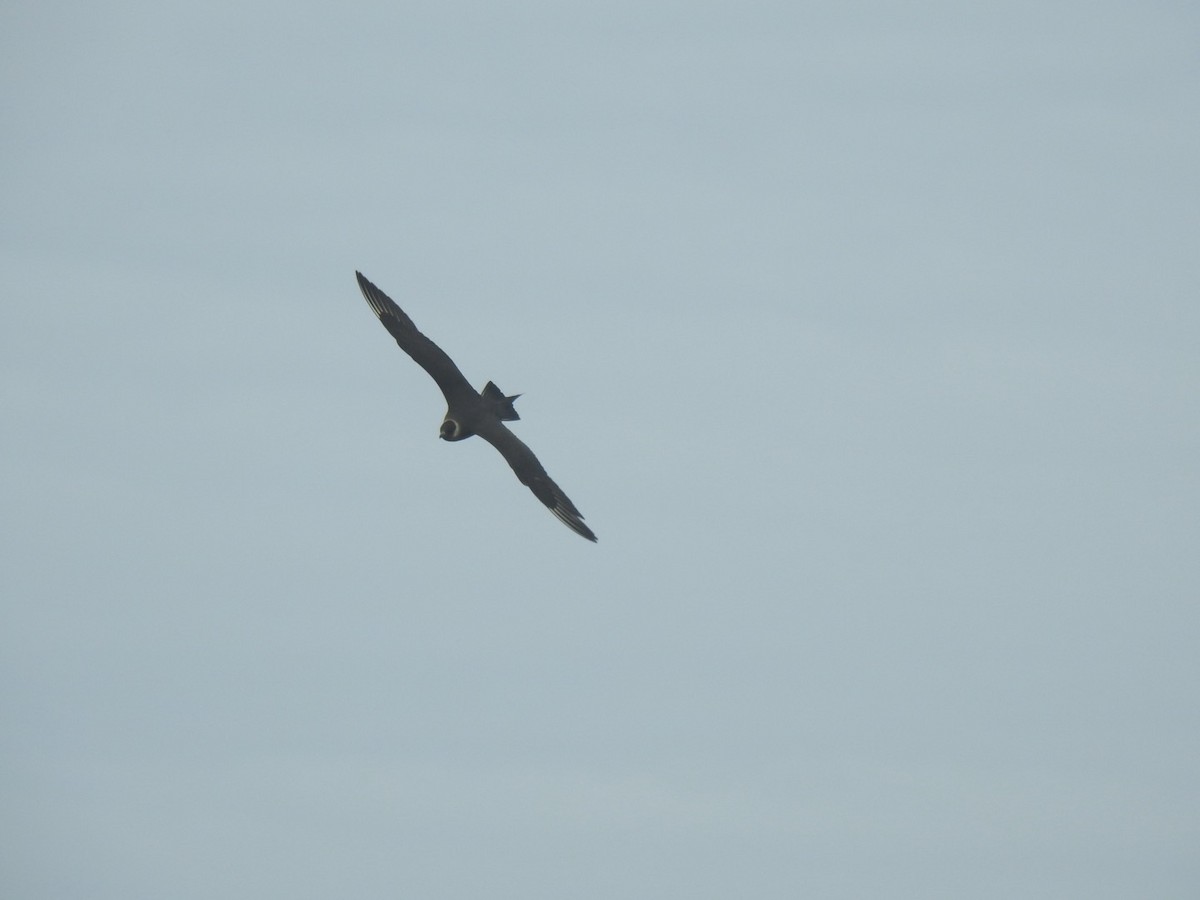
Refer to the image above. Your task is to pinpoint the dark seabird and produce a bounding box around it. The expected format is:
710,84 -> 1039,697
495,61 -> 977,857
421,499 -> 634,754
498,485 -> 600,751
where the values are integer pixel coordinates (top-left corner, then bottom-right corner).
355,271 -> 597,542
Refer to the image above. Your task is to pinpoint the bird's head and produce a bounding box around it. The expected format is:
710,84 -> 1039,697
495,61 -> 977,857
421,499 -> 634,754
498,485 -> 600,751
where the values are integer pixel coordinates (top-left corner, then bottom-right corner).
440,418 -> 464,441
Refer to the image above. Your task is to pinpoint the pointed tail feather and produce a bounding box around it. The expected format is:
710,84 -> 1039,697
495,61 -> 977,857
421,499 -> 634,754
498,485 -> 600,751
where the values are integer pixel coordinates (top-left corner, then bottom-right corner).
482,381 -> 521,421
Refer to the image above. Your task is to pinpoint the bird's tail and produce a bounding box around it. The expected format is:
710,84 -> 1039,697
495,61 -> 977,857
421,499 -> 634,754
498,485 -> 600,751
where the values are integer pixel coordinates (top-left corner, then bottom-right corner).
482,381 -> 521,421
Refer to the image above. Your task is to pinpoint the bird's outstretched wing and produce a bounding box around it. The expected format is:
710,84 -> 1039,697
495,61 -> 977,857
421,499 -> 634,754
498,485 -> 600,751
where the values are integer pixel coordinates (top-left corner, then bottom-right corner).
355,271 -> 476,407
477,421 -> 597,542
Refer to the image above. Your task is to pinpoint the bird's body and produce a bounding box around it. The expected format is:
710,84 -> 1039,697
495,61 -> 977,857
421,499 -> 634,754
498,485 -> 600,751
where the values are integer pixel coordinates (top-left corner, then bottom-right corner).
355,271 -> 597,542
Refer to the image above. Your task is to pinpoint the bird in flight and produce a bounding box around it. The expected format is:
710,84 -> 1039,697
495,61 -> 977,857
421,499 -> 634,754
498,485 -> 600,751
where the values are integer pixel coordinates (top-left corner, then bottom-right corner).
355,271 -> 597,542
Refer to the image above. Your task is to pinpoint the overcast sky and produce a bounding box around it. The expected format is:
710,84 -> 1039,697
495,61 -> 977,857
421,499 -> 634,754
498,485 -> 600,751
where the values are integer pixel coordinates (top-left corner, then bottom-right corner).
3,1 -> 1199,897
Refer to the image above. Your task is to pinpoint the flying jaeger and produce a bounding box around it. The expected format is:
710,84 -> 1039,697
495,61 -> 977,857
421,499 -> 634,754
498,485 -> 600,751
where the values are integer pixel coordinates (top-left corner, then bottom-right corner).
355,271 -> 597,542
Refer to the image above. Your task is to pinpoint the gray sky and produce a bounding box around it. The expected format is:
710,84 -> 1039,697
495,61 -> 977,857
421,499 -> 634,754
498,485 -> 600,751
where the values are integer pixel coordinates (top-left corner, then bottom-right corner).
3,1 -> 1198,897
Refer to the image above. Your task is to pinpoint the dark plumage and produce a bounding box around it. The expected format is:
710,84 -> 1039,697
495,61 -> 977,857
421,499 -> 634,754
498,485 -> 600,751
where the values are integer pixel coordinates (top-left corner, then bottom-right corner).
355,271 -> 597,542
